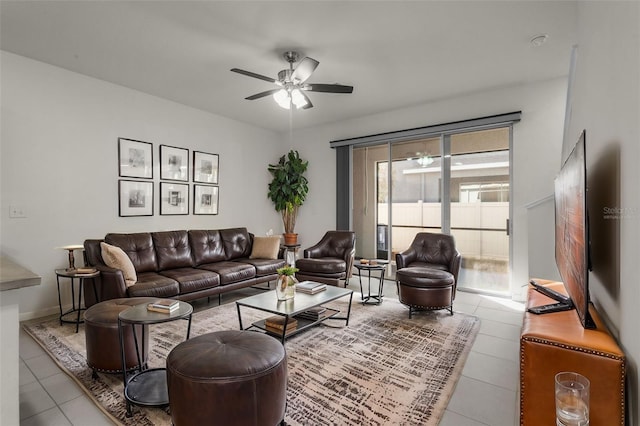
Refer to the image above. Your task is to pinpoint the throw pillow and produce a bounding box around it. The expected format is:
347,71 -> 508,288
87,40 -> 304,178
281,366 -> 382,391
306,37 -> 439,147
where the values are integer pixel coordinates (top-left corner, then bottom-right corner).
100,242 -> 137,287
249,236 -> 281,260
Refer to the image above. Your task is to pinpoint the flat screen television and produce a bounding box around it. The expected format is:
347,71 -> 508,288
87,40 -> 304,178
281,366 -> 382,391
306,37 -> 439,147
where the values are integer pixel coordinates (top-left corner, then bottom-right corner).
553,130 -> 595,328
528,130 -> 595,329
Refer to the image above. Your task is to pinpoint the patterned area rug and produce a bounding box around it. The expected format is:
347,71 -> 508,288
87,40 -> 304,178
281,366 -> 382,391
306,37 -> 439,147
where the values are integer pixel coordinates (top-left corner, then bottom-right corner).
23,295 -> 479,425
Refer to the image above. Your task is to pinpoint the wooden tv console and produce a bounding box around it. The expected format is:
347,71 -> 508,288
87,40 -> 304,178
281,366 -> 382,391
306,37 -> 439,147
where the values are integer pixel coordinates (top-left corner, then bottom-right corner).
520,279 -> 625,425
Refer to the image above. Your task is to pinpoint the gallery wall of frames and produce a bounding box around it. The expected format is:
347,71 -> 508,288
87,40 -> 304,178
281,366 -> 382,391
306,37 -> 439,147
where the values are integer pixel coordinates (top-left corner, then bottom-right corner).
117,137 -> 219,217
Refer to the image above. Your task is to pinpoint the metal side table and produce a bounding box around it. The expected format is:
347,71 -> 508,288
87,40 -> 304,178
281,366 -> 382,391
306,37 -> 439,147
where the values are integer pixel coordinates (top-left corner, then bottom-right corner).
118,300 -> 193,417
54,269 -> 100,333
354,260 -> 388,305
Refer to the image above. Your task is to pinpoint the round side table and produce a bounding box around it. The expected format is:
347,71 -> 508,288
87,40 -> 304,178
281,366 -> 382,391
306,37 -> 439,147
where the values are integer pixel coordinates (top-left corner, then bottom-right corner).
54,269 -> 100,333
118,300 -> 193,417
354,260 -> 388,305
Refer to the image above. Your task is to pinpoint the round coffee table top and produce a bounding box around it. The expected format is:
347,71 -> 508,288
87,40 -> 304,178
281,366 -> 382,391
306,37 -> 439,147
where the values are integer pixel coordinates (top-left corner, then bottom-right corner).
354,260 -> 388,270
119,299 -> 193,325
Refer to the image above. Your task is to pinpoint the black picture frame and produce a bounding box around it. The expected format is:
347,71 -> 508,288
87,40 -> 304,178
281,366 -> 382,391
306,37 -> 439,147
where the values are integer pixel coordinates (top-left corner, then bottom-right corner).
119,180 -> 154,217
193,151 -> 219,184
118,138 -> 153,179
193,184 -> 219,215
160,145 -> 189,181
160,182 -> 189,215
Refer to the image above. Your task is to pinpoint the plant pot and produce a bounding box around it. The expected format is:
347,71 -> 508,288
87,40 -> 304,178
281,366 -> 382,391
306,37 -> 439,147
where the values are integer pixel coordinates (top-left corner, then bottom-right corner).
283,233 -> 298,245
276,274 -> 297,301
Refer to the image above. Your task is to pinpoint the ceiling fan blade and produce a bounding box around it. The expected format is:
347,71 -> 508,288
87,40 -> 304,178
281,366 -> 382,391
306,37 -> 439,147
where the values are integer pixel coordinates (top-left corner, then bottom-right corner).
291,57 -> 319,83
304,83 -> 354,94
300,91 -> 313,109
230,68 -> 277,84
245,89 -> 282,100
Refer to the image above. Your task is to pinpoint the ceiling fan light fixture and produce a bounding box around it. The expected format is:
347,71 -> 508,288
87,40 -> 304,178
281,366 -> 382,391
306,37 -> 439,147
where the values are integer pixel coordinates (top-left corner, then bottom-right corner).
272,88 -> 309,110
232,50 -> 352,110
416,155 -> 434,167
273,89 -> 291,109
290,88 -> 308,108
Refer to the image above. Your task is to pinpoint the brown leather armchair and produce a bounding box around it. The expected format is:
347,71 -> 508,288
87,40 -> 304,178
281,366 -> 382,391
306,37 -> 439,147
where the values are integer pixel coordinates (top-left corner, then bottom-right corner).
295,231 -> 356,287
395,232 -> 461,317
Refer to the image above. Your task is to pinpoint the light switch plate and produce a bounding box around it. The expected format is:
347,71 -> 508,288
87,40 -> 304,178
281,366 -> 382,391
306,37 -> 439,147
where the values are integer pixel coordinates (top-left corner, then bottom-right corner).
9,205 -> 26,218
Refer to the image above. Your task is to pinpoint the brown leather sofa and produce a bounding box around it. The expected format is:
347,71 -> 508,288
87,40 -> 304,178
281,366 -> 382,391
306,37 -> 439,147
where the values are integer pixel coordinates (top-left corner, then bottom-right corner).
83,228 -> 285,308
295,231 -> 356,287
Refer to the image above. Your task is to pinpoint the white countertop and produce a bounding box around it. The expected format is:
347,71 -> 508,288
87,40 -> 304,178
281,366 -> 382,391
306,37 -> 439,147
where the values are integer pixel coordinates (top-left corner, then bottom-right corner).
0,256 -> 41,291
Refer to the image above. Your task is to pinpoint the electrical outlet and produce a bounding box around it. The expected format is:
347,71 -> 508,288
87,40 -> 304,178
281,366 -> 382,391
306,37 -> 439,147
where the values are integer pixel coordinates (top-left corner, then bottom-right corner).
9,205 -> 26,218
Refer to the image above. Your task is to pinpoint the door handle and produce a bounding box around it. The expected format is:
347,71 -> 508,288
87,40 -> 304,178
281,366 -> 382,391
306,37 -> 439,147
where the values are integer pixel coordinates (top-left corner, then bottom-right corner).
506,218 -> 510,236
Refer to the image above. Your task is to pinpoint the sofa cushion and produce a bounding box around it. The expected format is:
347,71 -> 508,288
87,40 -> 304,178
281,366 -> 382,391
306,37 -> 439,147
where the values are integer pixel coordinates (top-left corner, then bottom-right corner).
100,242 -> 137,287
236,258 -> 286,277
198,261 -> 255,285
152,230 -> 193,270
249,236 -> 281,260
220,228 -> 252,260
189,230 -> 226,265
105,233 -> 157,273
160,268 -> 220,294
127,272 -> 180,298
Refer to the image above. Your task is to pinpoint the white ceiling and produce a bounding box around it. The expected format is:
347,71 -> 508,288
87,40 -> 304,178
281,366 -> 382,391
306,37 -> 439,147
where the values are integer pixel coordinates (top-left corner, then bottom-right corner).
0,1 -> 577,133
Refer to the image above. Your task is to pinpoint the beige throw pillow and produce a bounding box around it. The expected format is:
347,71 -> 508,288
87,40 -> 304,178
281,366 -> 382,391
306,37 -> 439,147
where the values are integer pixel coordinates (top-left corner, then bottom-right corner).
249,236 -> 281,260
100,242 -> 137,287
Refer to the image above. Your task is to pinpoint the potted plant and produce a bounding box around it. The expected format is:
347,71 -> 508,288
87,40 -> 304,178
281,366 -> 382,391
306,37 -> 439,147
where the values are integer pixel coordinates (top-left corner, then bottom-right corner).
268,150 -> 309,245
276,265 -> 298,301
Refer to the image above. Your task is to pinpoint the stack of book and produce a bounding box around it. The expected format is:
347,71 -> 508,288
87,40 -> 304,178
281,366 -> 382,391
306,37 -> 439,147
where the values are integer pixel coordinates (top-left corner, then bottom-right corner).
264,316 -> 297,335
296,281 -> 327,294
147,299 -> 179,314
75,267 -> 97,274
296,306 -> 327,321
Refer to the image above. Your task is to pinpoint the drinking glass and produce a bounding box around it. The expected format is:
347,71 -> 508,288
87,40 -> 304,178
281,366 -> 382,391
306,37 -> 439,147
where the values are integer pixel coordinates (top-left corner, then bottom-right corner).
555,372 -> 590,426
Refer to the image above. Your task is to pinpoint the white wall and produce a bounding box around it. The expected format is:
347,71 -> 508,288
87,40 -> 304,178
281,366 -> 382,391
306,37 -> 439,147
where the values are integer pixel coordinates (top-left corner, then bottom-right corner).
0,51 -> 284,320
569,2 -> 639,422
292,78 -> 568,300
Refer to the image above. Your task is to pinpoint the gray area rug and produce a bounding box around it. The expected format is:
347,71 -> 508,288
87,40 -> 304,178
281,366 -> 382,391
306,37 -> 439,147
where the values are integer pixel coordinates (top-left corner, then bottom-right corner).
23,295 -> 479,425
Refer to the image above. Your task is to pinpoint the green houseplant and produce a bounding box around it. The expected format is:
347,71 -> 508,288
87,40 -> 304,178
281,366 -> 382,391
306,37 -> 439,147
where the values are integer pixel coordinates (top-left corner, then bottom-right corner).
276,265 -> 298,301
268,150 -> 309,245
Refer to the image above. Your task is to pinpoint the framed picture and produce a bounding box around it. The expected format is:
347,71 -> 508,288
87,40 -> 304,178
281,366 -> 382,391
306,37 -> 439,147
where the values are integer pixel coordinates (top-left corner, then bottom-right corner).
193,151 -> 219,184
118,138 -> 153,179
194,185 -> 219,215
119,180 -> 154,216
160,182 -> 189,215
160,145 -> 188,181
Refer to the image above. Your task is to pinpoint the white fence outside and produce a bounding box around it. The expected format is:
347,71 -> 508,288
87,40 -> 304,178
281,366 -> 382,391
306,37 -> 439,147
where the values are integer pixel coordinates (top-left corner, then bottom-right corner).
378,201 -> 509,260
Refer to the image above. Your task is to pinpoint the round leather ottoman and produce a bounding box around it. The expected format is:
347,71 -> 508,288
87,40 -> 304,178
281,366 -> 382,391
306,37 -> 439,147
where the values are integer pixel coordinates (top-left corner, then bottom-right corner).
167,330 -> 287,426
395,268 -> 455,317
84,297 -> 156,376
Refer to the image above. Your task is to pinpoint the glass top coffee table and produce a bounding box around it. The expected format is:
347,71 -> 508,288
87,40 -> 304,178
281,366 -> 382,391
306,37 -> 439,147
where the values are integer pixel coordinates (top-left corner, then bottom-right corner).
236,285 -> 353,344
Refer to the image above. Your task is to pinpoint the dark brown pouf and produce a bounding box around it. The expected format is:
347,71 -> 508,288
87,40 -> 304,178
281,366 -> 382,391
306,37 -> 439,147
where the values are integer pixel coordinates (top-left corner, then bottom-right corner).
167,330 -> 287,426
84,297 -> 156,375
396,268 -> 455,317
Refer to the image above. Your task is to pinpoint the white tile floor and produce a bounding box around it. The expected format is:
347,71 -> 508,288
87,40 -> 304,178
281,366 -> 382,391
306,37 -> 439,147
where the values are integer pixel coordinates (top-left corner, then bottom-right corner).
19,279 -> 524,425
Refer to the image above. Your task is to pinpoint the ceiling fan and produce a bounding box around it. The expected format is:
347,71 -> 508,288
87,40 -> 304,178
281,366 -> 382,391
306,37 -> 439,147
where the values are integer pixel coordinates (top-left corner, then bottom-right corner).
230,51 -> 354,110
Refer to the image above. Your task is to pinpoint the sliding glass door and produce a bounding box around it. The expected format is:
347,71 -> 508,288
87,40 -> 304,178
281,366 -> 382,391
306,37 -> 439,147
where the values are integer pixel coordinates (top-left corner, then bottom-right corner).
352,127 -> 511,294
449,128 -> 510,293
388,138 -> 442,261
